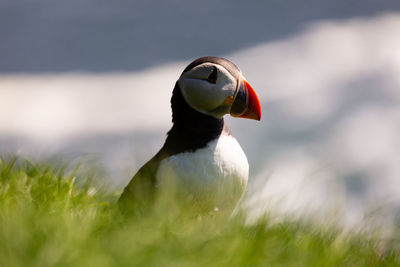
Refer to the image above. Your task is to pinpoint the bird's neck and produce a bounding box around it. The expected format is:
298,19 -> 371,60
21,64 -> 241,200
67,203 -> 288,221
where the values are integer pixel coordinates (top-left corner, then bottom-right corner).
165,82 -> 225,153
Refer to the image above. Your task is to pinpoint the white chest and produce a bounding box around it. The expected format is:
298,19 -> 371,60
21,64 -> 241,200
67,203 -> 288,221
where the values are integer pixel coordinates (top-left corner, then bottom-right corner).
156,134 -> 249,212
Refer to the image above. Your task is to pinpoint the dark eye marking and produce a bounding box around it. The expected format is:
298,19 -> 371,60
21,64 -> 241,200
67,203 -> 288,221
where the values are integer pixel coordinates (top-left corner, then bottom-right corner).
207,66 -> 218,84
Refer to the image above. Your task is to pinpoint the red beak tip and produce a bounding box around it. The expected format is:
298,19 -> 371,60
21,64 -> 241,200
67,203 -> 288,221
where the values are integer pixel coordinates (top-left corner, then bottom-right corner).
230,78 -> 262,121
244,80 -> 262,121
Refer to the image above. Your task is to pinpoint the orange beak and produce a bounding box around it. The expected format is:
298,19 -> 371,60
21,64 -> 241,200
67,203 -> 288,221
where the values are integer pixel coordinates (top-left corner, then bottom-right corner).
230,78 -> 261,121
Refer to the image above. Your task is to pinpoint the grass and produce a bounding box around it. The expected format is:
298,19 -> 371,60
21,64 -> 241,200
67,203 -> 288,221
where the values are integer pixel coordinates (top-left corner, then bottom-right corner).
0,156 -> 399,267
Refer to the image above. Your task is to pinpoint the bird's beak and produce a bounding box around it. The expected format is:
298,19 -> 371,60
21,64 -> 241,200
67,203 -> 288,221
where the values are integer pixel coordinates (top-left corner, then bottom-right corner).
230,78 -> 261,120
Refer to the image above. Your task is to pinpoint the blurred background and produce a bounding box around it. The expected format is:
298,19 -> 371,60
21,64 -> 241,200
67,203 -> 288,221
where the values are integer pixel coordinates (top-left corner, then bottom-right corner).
1,0 -> 400,229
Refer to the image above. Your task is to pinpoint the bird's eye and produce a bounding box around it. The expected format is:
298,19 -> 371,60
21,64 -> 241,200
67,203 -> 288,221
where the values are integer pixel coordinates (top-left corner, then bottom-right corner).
207,66 -> 218,84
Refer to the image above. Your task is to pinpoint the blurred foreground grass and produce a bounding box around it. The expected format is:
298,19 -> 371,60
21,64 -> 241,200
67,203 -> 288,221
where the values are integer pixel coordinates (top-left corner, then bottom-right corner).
0,156 -> 398,267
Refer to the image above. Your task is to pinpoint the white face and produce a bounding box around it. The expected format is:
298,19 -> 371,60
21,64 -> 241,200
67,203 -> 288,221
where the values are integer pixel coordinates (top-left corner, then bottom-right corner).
178,63 -> 239,118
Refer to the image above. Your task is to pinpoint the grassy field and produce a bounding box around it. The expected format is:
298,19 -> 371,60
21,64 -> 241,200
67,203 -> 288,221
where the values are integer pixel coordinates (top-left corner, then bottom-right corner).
0,156 -> 398,267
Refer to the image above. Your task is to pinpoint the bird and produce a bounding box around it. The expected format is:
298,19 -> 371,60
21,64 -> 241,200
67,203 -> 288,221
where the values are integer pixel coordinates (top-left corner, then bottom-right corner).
118,56 -> 261,216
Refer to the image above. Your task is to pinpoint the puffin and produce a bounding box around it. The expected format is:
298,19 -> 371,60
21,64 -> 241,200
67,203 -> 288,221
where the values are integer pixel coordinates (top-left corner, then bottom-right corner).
119,56 -> 261,215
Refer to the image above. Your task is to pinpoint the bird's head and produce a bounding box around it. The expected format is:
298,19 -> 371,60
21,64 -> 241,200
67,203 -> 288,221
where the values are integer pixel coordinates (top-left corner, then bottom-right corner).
177,57 -> 261,121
